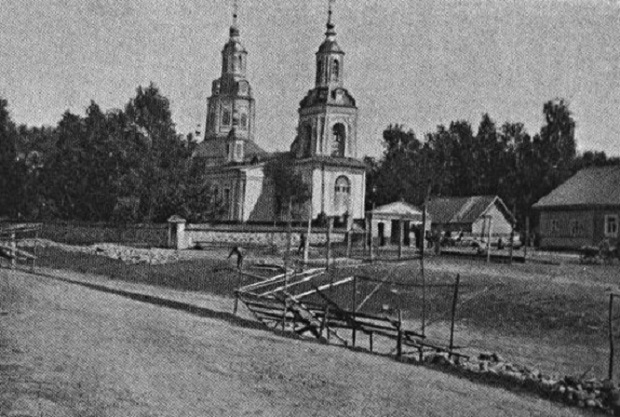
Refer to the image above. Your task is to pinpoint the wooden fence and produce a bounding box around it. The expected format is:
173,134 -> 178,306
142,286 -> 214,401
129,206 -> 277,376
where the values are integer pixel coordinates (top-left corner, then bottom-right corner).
234,268 -> 467,360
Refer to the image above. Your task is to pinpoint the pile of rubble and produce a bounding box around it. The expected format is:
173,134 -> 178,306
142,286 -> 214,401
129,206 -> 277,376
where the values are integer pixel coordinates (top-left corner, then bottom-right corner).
424,351 -> 619,414
20,239 -> 179,265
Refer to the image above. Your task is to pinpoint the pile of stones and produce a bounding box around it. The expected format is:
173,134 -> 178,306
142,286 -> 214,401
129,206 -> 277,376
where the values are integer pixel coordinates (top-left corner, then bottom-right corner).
423,351 -> 620,414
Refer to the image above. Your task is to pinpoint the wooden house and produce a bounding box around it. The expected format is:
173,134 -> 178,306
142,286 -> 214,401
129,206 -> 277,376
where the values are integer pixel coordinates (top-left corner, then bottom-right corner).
426,195 -> 515,241
532,166 -> 620,250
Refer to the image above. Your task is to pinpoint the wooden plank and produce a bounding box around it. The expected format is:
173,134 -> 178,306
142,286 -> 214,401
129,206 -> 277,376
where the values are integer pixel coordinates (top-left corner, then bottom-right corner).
0,244 -> 37,260
242,300 -> 286,311
238,272 -> 287,292
294,276 -> 354,299
259,271 -> 324,296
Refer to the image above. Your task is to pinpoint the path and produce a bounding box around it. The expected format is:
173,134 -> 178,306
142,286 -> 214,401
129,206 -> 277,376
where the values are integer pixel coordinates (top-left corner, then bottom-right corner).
0,268 -> 590,417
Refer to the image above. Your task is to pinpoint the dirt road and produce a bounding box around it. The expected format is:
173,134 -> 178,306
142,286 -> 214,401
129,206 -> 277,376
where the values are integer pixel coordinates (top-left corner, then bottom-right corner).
0,269 -> 590,417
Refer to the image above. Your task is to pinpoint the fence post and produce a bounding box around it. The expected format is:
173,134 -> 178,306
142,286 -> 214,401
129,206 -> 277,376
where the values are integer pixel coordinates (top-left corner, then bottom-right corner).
281,298 -> 288,332
32,227 -> 39,271
10,231 -> 16,270
324,306 -> 331,341
304,206 -> 312,266
449,274 -> 461,357
486,216 -> 493,264
326,218 -> 332,271
397,309 -> 403,358
524,216 -> 530,262
369,214 -> 374,262
610,293 -> 615,381
352,277 -> 357,347
398,219 -> 403,259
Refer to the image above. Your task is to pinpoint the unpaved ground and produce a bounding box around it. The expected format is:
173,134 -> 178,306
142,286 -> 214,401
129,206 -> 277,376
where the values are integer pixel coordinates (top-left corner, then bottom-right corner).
0,269 -> 592,417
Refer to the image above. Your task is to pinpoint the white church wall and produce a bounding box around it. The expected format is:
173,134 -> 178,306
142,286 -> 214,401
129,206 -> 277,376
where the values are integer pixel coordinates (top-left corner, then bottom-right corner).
309,166 -> 365,220
243,167 -> 276,222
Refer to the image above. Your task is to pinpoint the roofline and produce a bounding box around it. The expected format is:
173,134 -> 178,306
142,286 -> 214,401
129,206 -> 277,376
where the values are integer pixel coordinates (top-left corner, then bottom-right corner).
532,203 -> 620,211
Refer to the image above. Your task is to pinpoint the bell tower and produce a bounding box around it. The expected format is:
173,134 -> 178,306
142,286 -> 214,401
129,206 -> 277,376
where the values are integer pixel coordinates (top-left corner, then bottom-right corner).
290,1 -> 366,222
202,2 -> 255,165
291,1 -> 358,160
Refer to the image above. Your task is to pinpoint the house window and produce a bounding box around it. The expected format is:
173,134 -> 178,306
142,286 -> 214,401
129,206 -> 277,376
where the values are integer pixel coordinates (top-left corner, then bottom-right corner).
570,219 -> 585,237
605,215 -> 618,238
240,113 -> 247,129
550,219 -> 560,234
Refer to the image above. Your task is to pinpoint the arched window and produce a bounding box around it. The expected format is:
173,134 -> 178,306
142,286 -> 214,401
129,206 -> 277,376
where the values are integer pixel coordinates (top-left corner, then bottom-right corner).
222,109 -> 231,126
334,176 -> 351,215
335,176 -> 351,194
332,59 -> 339,81
317,59 -> 323,84
331,123 -> 346,157
238,55 -> 243,71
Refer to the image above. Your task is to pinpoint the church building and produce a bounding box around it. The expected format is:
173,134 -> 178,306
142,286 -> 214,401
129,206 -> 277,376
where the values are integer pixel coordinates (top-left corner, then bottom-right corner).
193,5 -> 366,223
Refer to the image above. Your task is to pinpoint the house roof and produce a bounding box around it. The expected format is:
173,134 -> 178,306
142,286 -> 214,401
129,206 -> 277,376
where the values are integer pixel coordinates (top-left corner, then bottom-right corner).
533,166 -> 620,209
369,201 -> 427,222
426,195 -> 512,225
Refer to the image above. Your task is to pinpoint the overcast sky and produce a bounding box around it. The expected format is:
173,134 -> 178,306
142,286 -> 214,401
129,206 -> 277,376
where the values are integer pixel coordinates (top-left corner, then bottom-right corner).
1,0 -> 618,158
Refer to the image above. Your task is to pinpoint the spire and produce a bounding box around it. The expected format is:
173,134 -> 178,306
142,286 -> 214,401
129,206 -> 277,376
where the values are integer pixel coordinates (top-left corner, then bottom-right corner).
326,0 -> 336,37
230,0 -> 240,38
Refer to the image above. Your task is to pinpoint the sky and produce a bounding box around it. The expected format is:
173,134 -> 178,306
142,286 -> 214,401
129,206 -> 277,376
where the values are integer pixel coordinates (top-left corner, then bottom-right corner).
1,0 -> 618,158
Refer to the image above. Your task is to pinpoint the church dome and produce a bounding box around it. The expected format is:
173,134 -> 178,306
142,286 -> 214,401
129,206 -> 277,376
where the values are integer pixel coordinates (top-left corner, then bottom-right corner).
318,39 -> 343,54
224,39 -> 246,53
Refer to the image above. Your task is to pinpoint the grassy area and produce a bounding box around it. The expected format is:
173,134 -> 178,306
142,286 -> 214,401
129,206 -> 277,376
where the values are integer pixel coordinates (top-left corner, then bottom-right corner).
33,244 -> 620,379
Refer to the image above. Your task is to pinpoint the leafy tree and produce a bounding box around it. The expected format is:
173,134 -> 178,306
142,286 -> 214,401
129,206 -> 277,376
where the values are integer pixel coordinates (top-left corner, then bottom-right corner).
263,152 -> 311,221
0,98 -> 20,218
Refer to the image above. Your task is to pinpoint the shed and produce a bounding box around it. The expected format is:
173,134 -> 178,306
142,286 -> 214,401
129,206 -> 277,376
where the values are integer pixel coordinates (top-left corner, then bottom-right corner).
367,201 -> 431,248
426,195 -> 515,241
532,166 -> 620,249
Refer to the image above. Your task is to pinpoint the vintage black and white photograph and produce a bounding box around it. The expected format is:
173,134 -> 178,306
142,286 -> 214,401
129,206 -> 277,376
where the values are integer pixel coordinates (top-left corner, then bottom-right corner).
1,0 -> 619,415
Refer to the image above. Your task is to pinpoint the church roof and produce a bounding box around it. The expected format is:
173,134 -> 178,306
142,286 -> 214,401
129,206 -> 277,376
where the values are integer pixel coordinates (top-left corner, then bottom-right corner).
318,39 -> 344,54
299,87 -> 356,108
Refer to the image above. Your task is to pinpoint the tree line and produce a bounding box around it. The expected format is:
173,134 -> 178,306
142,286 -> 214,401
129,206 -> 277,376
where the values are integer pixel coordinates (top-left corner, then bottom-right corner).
0,83 -> 220,223
366,99 -> 620,229
1,91 -> 617,228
